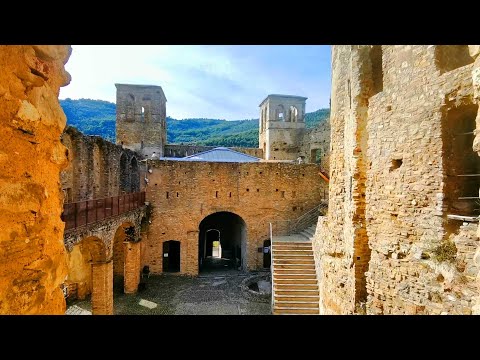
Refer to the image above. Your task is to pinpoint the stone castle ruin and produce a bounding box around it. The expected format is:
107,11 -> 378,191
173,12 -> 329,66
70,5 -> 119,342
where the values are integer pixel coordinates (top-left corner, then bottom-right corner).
1,44 -> 479,315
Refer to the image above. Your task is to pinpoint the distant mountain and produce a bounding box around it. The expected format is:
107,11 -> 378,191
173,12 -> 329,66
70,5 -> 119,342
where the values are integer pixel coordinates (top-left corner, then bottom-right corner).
60,98 -> 330,147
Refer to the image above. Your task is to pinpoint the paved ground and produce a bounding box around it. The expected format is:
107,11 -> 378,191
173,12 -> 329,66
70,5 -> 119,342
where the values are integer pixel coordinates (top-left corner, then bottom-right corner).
68,264 -> 271,315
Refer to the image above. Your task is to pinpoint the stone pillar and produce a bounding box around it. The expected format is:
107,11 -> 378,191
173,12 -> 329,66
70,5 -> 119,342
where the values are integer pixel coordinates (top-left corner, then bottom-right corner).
92,261 -> 113,315
186,231 -> 199,275
0,45 -> 71,314
124,241 -> 141,294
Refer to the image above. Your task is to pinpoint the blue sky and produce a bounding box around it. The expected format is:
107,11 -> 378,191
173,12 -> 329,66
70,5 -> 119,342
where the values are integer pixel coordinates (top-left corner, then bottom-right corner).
60,45 -> 331,120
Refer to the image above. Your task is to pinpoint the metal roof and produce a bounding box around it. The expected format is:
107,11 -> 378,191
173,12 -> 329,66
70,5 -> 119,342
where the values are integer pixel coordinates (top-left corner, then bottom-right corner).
159,147 -> 261,163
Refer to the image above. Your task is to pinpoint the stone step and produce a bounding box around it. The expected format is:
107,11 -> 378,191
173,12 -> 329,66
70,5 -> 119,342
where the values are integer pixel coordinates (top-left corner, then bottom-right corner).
275,301 -> 319,308
273,308 -> 319,315
304,227 -> 315,236
273,264 -> 315,270
272,246 -> 312,250
273,259 -> 315,265
273,240 -> 311,244
274,295 -> 319,302
274,284 -> 319,290
275,279 -> 317,285
273,274 -> 317,280
275,289 -> 319,296
273,254 -> 314,258
274,269 -> 316,274
300,230 -> 314,239
273,249 -> 313,254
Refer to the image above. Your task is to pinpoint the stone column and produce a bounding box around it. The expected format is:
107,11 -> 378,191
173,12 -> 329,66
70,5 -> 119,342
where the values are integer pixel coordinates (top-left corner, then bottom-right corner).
124,241 -> 141,294
92,261 -> 113,315
186,231 -> 199,275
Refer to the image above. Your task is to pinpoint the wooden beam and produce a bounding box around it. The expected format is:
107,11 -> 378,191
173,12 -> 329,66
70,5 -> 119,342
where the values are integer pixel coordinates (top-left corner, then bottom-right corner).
319,171 -> 329,183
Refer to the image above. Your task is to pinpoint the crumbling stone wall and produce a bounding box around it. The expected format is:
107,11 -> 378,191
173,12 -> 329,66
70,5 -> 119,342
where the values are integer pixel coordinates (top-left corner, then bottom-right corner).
115,84 -> 166,158
144,161 -> 326,275
164,144 -> 263,159
0,45 -> 71,314
61,126 -> 141,202
298,120 -> 331,172
315,45 -> 480,315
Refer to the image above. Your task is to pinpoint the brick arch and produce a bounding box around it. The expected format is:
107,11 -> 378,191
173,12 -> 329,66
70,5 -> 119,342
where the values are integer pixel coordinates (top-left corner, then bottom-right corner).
198,211 -> 248,272
81,236 -> 107,263
113,221 -> 135,277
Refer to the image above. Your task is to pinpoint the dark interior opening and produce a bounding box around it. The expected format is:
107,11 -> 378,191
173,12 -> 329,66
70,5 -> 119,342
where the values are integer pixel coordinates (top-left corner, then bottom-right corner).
198,212 -> 247,274
443,104 -> 480,216
310,148 -> 322,164
263,239 -> 271,268
163,240 -> 180,273
369,45 -> 383,95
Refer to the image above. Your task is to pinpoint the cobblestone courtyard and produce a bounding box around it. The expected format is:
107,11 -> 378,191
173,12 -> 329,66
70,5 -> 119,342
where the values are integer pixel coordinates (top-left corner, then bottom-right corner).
68,271 -> 271,315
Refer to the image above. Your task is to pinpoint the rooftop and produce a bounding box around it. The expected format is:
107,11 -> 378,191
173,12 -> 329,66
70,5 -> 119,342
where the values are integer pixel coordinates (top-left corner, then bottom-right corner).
159,147 -> 261,163
259,94 -> 308,107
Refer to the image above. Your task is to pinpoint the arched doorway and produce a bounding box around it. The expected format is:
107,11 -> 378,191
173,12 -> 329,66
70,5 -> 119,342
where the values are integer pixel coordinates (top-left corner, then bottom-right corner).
163,240 -> 181,273
198,212 -> 247,273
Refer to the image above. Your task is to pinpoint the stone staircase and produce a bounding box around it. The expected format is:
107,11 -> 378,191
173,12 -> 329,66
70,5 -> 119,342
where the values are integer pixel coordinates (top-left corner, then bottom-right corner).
272,224 -> 319,315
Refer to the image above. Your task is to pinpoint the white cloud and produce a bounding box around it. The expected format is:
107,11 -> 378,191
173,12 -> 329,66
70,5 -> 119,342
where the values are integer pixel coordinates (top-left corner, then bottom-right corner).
60,45 -> 330,120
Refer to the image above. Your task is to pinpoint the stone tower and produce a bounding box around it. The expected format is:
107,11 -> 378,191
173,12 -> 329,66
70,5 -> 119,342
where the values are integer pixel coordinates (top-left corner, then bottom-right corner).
115,84 -> 167,157
259,94 -> 307,160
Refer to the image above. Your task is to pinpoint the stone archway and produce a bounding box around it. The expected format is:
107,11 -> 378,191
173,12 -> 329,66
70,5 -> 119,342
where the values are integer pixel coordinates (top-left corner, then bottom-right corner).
112,222 -> 141,294
66,236 -> 112,315
198,212 -> 247,273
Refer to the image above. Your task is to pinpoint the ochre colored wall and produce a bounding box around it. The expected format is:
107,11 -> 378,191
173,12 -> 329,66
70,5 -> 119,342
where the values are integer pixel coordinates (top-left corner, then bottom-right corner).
144,160 -> 327,275
0,45 -> 71,314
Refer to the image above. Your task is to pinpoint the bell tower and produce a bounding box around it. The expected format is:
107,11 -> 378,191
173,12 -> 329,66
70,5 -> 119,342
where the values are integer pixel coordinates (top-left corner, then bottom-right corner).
259,94 -> 307,160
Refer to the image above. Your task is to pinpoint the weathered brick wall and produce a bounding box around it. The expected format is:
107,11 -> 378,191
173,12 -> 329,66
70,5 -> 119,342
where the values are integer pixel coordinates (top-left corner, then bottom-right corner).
164,144 -> 263,159
144,161 -> 326,275
61,126 -> 141,202
0,45 -> 71,314
315,45 -> 480,315
124,241 -> 141,293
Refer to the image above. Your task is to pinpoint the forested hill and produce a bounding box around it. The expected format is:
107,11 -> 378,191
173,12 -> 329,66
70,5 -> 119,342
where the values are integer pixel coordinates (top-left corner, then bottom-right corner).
60,98 -> 330,148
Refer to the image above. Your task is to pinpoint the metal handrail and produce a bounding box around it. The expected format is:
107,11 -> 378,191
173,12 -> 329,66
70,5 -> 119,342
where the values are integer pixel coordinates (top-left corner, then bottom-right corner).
269,201 -> 328,236
62,191 -> 146,230
268,201 -> 328,314
270,222 -> 274,313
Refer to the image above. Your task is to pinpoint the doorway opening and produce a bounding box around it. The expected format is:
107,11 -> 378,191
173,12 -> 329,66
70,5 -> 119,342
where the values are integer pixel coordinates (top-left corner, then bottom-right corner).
199,212 -> 247,274
163,240 -> 180,273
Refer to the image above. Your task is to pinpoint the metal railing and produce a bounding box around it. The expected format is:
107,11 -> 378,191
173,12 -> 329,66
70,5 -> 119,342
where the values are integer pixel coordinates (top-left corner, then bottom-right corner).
269,201 -> 328,237
268,201 -> 328,314
62,191 -> 146,231
270,222 -> 274,312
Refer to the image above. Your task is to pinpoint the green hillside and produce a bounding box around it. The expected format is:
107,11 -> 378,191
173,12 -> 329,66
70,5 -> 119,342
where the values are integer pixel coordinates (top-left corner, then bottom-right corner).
60,98 -> 330,147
